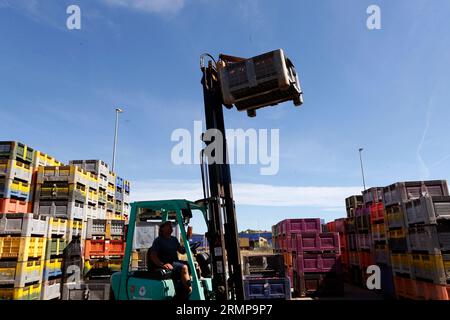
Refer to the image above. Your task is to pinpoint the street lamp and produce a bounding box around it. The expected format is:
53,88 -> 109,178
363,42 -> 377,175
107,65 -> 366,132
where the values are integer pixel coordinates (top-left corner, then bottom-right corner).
112,108 -> 123,172
359,147 -> 366,191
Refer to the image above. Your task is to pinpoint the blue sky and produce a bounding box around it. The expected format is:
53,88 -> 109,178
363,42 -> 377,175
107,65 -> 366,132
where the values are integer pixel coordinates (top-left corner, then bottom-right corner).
1,0 -> 450,232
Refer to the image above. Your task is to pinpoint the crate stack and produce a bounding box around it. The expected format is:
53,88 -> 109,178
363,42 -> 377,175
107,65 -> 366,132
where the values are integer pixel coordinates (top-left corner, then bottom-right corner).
344,195 -> 363,285
107,171 -> 117,220
83,219 -> 126,277
383,180 -> 450,300
30,151 -> 64,204
0,141 -> 35,214
0,213 -> 47,300
363,187 -> 395,298
274,218 -> 342,297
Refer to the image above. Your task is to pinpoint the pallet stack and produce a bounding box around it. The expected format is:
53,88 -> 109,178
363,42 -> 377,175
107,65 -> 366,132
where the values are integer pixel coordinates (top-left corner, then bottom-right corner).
0,141 -> 35,213
383,181 -> 450,300
344,195 -> 362,286
291,219 -> 343,297
0,213 -> 47,300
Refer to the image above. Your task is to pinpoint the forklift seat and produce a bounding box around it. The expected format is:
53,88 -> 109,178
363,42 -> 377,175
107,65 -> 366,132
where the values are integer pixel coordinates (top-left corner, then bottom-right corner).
131,269 -> 173,281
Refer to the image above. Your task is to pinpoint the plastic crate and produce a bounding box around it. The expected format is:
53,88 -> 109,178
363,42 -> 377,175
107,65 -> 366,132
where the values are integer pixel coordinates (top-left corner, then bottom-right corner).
374,243 -> 390,265
370,202 -> 385,224
415,280 -> 450,300
388,228 -> 409,252
293,232 -> 340,253
345,195 -> 363,216
98,190 -> 107,204
298,272 -> 344,297
35,200 -> 86,221
437,221 -> 450,252
0,213 -> 48,237
383,180 -> 449,208
115,191 -> 123,202
45,238 -> 67,259
37,165 -> 91,186
356,214 -> 370,233
363,187 -> 384,205
345,217 -> 356,234
404,196 -> 450,226
84,239 -> 125,259
41,279 -> 61,300
243,277 -> 291,300
33,151 -> 63,168
412,253 -> 448,284
0,159 -> 33,182
0,283 -> 41,300
282,218 -> 321,235
243,254 -> 285,277
66,220 -> 85,242
87,188 -> 99,204
0,236 -> 46,260
43,258 -> 63,280
0,141 -> 34,164
356,233 -> 372,251
35,182 -> 86,203
334,218 -> 346,234
47,217 -> 67,237
409,225 -> 442,254
0,198 -> 32,214
97,204 -> 106,220
358,251 -> 374,268
86,219 -> 108,238
394,276 -> 417,299
391,253 -> 413,276
107,182 -> 115,197
372,223 -> 387,242
347,234 -> 357,251
86,204 -> 98,220
0,177 -> 31,201
0,260 -> 44,287
295,253 -> 342,273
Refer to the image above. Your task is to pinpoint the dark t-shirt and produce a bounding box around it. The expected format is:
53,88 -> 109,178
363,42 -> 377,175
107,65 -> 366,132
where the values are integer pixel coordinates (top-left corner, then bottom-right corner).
151,236 -> 180,264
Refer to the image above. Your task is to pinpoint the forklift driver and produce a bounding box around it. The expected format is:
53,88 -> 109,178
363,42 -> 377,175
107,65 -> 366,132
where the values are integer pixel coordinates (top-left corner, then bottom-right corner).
149,221 -> 193,296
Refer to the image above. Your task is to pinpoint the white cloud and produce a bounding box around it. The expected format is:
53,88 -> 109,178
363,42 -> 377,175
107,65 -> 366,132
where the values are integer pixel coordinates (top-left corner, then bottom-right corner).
100,0 -> 185,14
131,179 -> 361,208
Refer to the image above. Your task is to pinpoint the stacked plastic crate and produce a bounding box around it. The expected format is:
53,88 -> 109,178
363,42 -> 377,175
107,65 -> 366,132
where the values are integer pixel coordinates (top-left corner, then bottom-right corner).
288,219 -> 343,297
107,171 -> 116,220
345,195 -> 362,285
363,187 -> 395,298
0,141 -> 35,213
383,181 -> 450,300
0,213 -> 47,300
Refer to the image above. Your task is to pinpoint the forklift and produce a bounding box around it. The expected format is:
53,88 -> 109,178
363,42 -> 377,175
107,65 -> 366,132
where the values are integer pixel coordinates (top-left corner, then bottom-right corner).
110,49 -> 303,300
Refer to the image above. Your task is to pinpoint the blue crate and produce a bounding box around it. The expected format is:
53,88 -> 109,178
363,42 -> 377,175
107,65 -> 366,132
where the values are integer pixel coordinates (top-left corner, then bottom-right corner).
244,277 -> 291,300
116,176 -> 124,189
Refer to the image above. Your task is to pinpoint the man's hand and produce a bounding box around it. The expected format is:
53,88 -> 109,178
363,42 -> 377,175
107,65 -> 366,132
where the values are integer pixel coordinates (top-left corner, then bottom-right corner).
163,263 -> 173,270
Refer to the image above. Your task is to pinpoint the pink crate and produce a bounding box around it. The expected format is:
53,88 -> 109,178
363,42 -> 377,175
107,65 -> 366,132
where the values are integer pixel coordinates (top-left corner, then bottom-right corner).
296,253 -> 342,273
284,218 -> 321,235
294,232 -> 340,253
334,218 -> 346,233
356,233 -> 372,251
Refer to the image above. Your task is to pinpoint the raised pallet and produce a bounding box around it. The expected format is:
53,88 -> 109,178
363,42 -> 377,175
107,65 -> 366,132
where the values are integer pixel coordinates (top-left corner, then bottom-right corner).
0,283 -> 41,300
0,236 -> 46,260
0,198 -> 32,214
0,159 -> 33,182
0,260 -> 44,287
0,213 -> 48,237
41,279 -> 61,300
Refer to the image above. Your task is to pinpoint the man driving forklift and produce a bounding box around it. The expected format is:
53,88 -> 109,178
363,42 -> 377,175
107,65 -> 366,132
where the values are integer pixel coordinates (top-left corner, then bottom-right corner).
148,221 -> 193,296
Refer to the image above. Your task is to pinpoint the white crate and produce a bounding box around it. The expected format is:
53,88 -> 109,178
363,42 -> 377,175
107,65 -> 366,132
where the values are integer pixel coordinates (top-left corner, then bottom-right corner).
122,202 -> 130,217
97,204 -> 107,220
47,217 -> 67,237
0,159 -> 33,182
0,260 -> 44,287
0,213 -> 48,237
41,280 -> 61,300
86,204 -> 98,220
35,200 -> 86,221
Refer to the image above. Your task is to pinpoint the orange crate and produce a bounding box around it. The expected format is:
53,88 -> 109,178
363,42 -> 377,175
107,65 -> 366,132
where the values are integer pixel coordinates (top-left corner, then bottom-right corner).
0,199 -> 32,213
108,240 -> 126,256
84,239 -> 125,259
358,251 -> 374,268
394,276 -> 417,299
415,280 -> 450,300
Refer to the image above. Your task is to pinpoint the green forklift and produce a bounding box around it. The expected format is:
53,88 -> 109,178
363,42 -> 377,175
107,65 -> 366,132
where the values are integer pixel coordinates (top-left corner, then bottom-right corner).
110,199 -> 214,300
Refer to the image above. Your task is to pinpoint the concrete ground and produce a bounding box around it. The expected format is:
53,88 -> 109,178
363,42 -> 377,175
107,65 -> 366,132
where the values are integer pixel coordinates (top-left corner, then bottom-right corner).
293,283 -> 385,300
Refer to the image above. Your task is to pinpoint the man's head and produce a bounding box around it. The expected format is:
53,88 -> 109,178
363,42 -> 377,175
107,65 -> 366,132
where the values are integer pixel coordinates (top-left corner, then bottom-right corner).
159,221 -> 173,238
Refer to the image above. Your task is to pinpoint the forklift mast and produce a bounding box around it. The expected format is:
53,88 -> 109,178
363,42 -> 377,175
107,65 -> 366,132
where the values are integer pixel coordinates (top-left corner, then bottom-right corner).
200,57 -> 244,301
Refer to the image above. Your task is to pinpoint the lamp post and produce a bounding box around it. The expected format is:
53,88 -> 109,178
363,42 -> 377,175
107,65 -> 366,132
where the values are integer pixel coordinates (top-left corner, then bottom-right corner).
112,108 -> 123,172
359,147 -> 366,191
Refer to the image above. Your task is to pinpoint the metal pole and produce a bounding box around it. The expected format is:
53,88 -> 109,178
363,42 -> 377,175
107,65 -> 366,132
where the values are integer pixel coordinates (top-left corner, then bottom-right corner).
112,108 -> 123,172
359,148 -> 366,191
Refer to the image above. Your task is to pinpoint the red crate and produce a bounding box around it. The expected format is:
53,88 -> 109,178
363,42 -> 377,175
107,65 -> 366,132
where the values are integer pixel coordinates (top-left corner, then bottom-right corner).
339,233 -> 347,249
84,239 -> 125,259
293,232 -> 340,253
295,253 -> 342,274
334,218 -> 346,233
283,218 -> 321,235
358,251 -> 374,268
415,281 -> 450,300
394,277 -> 417,299
370,202 -> 385,224
341,249 -> 349,265
0,198 -> 32,213
326,221 -> 336,233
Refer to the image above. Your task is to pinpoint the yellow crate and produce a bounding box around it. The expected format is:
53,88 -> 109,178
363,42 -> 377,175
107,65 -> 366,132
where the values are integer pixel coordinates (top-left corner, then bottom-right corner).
0,237 -> 46,260
391,253 -> 413,274
45,258 -> 62,272
0,260 -> 44,287
10,179 -> 31,194
34,151 -> 63,168
412,254 -> 444,272
0,283 -> 41,300
48,217 -> 68,236
39,182 -> 87,197
388,228 -> 406,239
